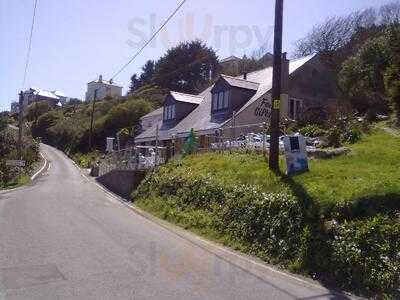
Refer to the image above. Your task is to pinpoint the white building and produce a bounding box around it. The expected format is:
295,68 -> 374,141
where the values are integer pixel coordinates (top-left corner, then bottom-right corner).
85,75 -> 123,101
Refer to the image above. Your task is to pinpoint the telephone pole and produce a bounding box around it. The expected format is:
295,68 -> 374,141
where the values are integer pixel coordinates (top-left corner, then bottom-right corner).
88,89 -> 98,151
18,91 -> 24,159
269,0 -> 284,171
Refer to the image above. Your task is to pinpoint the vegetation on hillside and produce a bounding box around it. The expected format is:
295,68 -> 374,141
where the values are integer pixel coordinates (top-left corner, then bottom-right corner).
133,128 -> 400,297
0,113 -> 39,189
30,96 -> 153,156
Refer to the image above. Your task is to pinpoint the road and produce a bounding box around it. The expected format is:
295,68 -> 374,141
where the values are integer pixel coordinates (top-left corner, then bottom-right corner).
0,144 -> 353,300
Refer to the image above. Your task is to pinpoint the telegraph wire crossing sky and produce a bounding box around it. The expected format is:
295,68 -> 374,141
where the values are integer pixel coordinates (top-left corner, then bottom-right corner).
0,0 -> 386,111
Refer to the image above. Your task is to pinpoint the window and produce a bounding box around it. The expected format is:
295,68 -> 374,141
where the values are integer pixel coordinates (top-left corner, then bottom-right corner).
289,99 -> 302,120
212,93 -> 218,110
218,92 -> 224,109
212,90 -> 229,111
164,104 -> 176,121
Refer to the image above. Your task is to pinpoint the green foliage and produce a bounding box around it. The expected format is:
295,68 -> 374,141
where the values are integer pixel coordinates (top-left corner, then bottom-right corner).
153,40 -> 219,93
0,114 -> 8,131
32,110 -> 62,138
329,216 -> 400,294
72,151 -> 100,168
384,60 -> 400,124
25,101 -> 52,123
339,25 -> 400,119
325,126 -> 342,148
0,127 -> 39,189
102,99 -> 151,131
134,138 -> 400,295
299,124 -> 325,137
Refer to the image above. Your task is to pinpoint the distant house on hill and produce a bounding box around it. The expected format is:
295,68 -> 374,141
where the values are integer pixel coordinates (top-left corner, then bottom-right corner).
135,53 -> 341,151
219,56 -> 242,75
22,87 -> 63,108
85,75 -> 123,101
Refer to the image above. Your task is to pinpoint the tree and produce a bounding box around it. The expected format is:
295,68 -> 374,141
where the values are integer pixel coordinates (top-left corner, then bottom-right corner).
31,110 -> 62,139
0,114 -> 8,131
380,1 -> 400,25
153,40 -> 219,93
339,25 -> 400,118
25,101 -> 52,125
129,60 -> 156,93
294,10 -> 377,58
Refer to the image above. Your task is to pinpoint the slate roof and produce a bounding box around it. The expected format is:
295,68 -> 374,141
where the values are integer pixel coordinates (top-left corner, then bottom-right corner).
220,75 -> 259,91
220,56 -> 241,63
170,91 -> 203,105
135,54 -> 316,143
140,107 -> 163,119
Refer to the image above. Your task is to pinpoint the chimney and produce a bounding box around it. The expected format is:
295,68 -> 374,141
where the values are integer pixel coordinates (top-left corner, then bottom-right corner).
109,78 -> 113,84
243,72 -> 247,80
281,52 -> 289,93
99,74 -> 103,82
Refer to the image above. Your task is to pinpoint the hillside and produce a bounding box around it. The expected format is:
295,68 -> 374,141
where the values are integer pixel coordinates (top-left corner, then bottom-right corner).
133,127 -> 400,297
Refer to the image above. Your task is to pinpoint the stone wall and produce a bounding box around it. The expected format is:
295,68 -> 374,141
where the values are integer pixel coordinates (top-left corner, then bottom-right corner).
96,169 -> 147,199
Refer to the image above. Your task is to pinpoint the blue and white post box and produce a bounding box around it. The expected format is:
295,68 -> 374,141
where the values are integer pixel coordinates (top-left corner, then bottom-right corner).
283,134 -> 309,175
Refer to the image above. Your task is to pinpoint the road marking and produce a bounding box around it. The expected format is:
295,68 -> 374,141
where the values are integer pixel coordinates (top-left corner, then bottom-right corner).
31,152 -> 47,180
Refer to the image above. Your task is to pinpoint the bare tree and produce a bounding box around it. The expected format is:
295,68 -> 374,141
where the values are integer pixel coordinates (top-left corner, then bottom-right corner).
380,1 -> 400,25
294,9 -> 378,57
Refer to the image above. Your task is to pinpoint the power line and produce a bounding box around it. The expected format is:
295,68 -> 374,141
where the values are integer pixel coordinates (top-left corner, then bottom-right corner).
22,0 -> 39,89
110,0 -> 187,81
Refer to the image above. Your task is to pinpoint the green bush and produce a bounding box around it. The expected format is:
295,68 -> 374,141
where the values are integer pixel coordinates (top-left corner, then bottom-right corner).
329,216 -> 400,295
215,185 -> 309,263
343,122 -> 363,144
325,126 -> 342,148
133,152 -> 400,296
299,124 -> 325,137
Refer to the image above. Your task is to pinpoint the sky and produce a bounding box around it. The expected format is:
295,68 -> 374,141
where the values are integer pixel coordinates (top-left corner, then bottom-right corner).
0,0 -> 388,111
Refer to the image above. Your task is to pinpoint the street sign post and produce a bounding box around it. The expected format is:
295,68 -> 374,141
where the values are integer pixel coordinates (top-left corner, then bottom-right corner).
6,160 -> 26,167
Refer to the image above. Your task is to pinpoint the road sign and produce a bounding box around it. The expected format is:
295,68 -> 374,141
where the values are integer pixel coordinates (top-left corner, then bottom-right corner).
6,160 -> 26,167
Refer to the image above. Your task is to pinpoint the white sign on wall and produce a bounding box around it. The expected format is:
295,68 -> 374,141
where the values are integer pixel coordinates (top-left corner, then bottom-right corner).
6,160 -> 26,167
283,134 -> 308,175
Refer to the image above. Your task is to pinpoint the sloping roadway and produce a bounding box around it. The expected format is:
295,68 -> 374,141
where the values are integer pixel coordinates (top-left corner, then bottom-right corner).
0,144 -> 355,300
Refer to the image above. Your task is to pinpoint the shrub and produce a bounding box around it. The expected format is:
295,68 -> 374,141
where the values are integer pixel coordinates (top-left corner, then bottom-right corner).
299,124 -> 325,137
329,216 -> 400,295
215,185 -> 309,263
325,126 -> 342,148
343,122 -> 363,144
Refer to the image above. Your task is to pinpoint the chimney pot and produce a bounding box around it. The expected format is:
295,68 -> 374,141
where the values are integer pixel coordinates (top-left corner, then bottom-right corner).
243,72 -> 247,80
99,75 -> 103,82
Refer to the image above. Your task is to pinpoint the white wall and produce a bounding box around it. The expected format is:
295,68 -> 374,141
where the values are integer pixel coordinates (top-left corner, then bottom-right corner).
85,82 -> 122,101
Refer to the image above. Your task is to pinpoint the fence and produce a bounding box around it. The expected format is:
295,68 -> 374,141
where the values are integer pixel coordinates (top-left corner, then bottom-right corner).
98,146 -> 167,177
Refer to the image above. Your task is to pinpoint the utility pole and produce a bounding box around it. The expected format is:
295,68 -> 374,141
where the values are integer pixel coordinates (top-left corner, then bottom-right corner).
88,89 -> 98,151
269,0 -> 284,171
18,91 -> 24,159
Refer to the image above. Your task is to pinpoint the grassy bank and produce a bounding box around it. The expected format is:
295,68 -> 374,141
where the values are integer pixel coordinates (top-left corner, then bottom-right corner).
133,129 -> 400,297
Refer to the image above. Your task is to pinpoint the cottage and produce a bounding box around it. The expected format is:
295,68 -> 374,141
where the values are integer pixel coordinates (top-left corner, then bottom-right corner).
135,54 -> 340,151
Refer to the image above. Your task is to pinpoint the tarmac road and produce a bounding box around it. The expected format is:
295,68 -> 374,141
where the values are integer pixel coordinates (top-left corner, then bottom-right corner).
0,144 -> 354,300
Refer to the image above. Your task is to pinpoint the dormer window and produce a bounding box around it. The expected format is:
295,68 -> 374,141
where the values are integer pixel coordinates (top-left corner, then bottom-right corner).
164,104 -> 176,121
212,90 -> 229,111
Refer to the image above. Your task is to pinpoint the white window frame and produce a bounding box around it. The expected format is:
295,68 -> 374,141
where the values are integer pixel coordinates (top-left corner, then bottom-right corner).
164,104 -> 176,121
289,98 -> 302,120
223,90 -> 229,108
